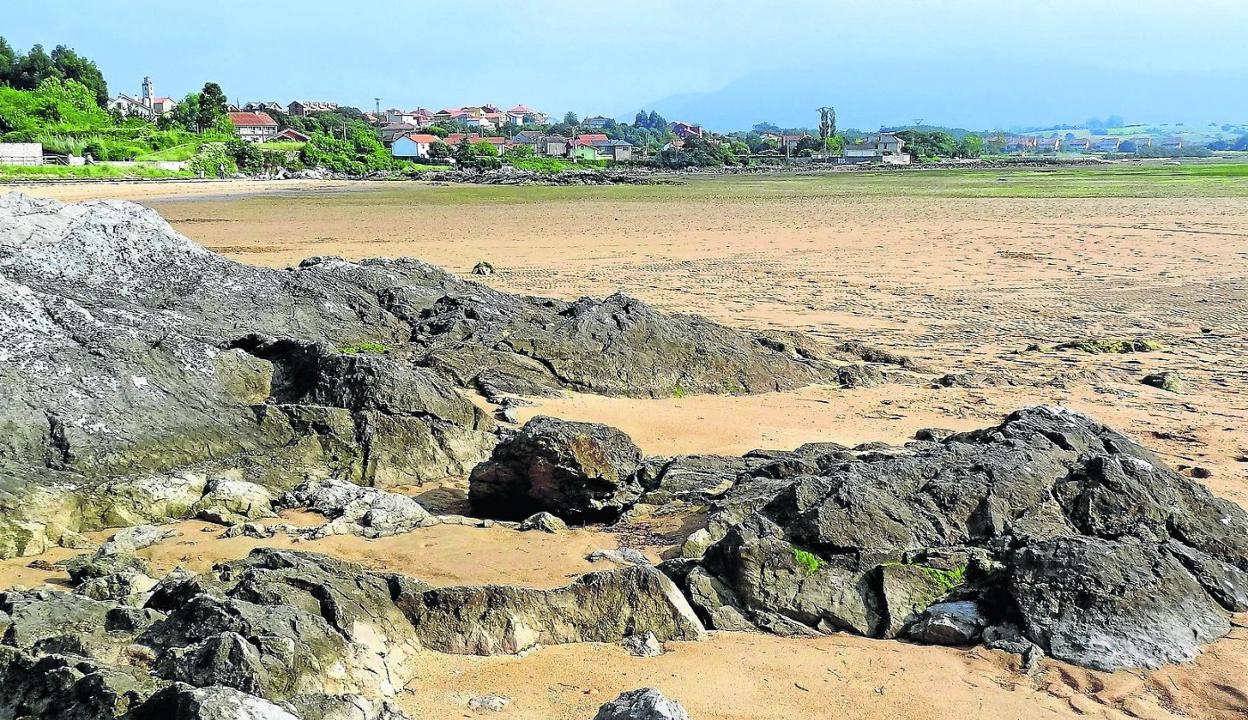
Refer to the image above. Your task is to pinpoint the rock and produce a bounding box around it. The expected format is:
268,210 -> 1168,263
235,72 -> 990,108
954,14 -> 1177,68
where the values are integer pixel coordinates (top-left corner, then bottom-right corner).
132,683 -> 300,720
3,195 -> 838,557
1142,371 -> 1184,393
908,601 -> 986,645
469,417 -> 645,522
192,476 -> 276,525
684,406 -> 1248,670
278,478 -> 437,538
468,694 -> 510,712
76,570 -> 158,605
1009,537 -> 1231,670
587,548 -> 650,566
64,552 -> 150,585
621,632 -> 664,657
394,565 -> 705,655
982,623 -> 1044,673
470,261 -> 495,276
518,511 -> 568,533
593,688 -> 690,720
98,525 -> 178,555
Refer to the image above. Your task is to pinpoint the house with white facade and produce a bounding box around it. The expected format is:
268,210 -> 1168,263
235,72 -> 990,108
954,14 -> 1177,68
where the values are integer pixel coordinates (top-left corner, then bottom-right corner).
842,133 -> 910,164
228,112 -> 279,143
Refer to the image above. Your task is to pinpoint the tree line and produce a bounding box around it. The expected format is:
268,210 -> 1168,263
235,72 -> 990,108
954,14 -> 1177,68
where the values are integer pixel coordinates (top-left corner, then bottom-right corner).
0,38 -> 108,107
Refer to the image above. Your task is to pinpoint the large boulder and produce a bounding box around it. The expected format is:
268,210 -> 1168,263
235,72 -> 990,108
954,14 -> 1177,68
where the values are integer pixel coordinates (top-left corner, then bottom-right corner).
680,407 -> 1248,670
469,417 -> 646,522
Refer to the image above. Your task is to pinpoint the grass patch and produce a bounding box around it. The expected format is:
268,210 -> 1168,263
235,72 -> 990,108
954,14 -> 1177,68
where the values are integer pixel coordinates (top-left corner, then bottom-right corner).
256,141 -> 306,153
506,156 -> 606,174
135,142 -> 200,162
337,341 -> 391,355
1055,338 -> 1163,354
793,547 -> 824,575
0,163 -> 192,180
672,383 -> 688,399
918,564 -> 967,593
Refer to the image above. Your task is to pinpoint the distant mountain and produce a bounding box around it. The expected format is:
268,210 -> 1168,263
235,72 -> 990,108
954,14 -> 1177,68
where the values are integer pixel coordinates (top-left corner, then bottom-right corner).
639,61 -> 1248,133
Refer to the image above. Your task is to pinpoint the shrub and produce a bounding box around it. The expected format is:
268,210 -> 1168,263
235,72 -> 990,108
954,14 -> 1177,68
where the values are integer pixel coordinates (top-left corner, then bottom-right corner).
793,547 -> 823,575
337,341 -> 390,355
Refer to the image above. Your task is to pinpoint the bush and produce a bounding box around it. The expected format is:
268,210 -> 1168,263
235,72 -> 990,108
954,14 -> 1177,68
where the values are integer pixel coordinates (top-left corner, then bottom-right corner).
187,142 -> 236,177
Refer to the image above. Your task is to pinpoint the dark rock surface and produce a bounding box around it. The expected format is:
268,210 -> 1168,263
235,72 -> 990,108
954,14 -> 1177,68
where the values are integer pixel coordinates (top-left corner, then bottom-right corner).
470,416 -> 646,522
0,192 -> 863,558
0,548 -> 704,718
667,407 -> 1248,670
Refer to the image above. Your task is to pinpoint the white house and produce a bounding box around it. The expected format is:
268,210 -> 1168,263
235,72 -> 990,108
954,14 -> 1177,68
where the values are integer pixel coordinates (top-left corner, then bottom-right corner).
842,133 -> 909,165
227,111 -> 279,143
391,133 -> 440,159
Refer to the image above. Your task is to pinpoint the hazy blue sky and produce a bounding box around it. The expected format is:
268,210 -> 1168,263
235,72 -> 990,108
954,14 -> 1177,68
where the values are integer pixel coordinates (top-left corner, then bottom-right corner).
5,0 -> 1247,129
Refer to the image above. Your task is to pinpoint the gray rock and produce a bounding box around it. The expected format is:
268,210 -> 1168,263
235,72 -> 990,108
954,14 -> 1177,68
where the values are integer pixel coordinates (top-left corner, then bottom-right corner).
518,511 -> 568,533
621,632 -> 664,657
192,476 -> 276,525
278,478 -> 437,538
686,407 -> 1248,670
396,564 -> 705,655
593,688 -> 690,720
98,525 -> 179,556
64,551 -> 151,585
132,683 -> 300,720
467,694 -> 510,712
587,548 -> 650,566
908,601 -> 986,645
1142,371 -> 1184,393
469,417 -> 645,522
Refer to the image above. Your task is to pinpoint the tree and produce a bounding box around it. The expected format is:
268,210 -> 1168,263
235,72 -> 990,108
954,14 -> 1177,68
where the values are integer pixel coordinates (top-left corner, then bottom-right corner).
51,45 -> 107,106
0,38 -> 16,85
817,107 -> 836,141
563,111 -> 579,126
170,92 -> 202,132
197,82 -> 228,133
428,140 -> 452,160
957,134 -> 984,158
824,135 -> 844,156
12,44 -> 57,90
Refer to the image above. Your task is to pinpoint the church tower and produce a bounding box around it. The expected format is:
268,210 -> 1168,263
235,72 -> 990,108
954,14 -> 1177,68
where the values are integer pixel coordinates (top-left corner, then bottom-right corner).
142,76 -> 154,107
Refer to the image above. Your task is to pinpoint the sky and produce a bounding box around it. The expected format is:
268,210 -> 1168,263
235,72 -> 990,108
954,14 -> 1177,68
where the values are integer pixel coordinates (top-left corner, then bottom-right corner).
5,0 -> 1248,130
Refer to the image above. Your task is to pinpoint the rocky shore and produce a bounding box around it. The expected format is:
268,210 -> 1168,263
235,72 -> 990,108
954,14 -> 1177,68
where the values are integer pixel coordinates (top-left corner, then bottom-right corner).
1,191 -> 1245,718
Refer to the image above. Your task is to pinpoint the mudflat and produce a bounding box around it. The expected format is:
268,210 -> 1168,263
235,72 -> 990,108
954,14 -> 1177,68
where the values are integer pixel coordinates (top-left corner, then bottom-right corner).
19,166 -> 1248,719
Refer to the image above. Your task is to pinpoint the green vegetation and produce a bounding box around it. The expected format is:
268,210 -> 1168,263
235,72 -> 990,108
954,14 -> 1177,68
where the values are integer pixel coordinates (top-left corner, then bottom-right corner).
793,547 -> 824,575
337,341 -> 391,355
917,564 -> 967,593
0,38 -> 108,106
672,383 -> 688,399
1055,338 -> 1163,354
507,156 -> 604,173
0,163 -> 189,179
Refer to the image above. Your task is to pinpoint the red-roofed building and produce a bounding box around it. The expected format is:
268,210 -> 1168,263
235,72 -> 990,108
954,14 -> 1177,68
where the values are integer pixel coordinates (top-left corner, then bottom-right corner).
228,112 -> 279,142
670,121 -> 703,140
444,133 -> 482,146
274,128 -> 310,143
574,134 -> 609,146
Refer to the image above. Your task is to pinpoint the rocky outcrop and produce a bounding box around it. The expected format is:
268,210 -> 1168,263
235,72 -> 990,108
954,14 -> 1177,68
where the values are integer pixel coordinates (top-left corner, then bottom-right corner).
0,548 -> 704,718
663,407 -> 1248,671
593,688 -> 691,720
0,192 -> 864,558
470,417 -> 645,522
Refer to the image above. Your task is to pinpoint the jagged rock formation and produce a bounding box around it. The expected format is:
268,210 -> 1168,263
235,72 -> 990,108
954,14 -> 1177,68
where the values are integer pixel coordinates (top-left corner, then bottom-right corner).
0,192 -> 879,558
469,409 -> 1248,671
0,548 -> 704,719
673,406 -> 1248,670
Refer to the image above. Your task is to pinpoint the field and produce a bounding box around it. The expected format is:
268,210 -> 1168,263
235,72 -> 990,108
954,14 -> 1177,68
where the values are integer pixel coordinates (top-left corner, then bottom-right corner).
15,163 -> 1248,719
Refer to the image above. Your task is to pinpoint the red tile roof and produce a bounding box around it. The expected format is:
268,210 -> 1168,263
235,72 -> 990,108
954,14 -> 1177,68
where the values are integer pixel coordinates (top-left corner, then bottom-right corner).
575,134 -> 609,145
228,111 -> 277,127
402,134 -> 440,143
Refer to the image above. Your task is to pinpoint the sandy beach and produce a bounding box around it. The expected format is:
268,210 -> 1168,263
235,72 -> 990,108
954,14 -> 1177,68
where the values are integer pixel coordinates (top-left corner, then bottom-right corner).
10,173 -> 1248,719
